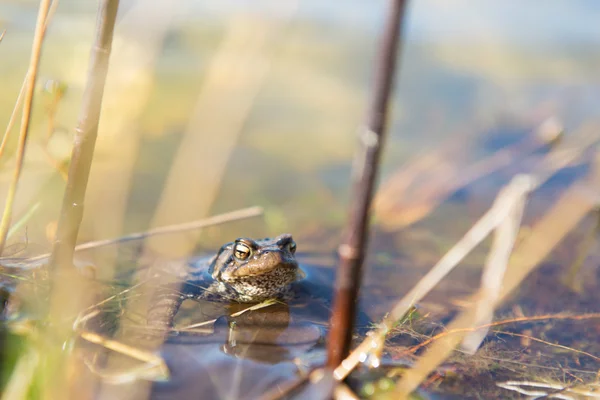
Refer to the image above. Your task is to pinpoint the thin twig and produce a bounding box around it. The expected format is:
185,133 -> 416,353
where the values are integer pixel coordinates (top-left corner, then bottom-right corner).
0,0 -> 53,255
0,206 -> 263,263
72,206 -> 262,253
327,0 -> 408,367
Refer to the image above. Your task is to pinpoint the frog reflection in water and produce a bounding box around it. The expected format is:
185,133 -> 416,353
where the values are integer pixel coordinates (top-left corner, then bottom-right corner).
148,234 -> 304,327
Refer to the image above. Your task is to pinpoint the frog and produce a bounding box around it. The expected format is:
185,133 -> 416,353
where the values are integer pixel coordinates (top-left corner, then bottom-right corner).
147,233 -> 302,327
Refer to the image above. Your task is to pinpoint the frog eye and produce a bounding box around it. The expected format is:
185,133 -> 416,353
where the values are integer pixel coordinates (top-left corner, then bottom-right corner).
233,242 -> 252,260
288,242 -> 297,254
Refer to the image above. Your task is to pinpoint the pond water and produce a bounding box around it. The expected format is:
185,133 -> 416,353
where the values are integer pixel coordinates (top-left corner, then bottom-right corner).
2,0 -> 600,398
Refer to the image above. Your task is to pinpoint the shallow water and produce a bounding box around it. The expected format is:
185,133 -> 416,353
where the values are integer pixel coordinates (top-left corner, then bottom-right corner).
2,0 -> 600,398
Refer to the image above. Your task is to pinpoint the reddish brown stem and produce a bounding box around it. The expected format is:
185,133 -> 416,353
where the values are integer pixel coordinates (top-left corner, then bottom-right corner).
326,0 -> 408,367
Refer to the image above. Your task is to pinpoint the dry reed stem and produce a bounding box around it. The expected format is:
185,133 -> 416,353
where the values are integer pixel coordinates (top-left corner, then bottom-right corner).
393,153 -> 600,397
0,0 -> 59,161
462,177 -> 527,353
0,0 -> 52,255
41,1 -> 120,397
0,29 -> 5,42
49,0 -> 120,271
333,126 -> 599,382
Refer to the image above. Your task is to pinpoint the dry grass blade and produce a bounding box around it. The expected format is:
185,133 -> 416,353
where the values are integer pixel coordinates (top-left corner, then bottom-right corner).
393,154 -> 600,397
0,0 -> 53,255
79,330 -> 169,383
0,29 -> 6,42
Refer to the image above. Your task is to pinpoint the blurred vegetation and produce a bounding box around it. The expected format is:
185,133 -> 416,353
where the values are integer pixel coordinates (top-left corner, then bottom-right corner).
2,1 -> 600,399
